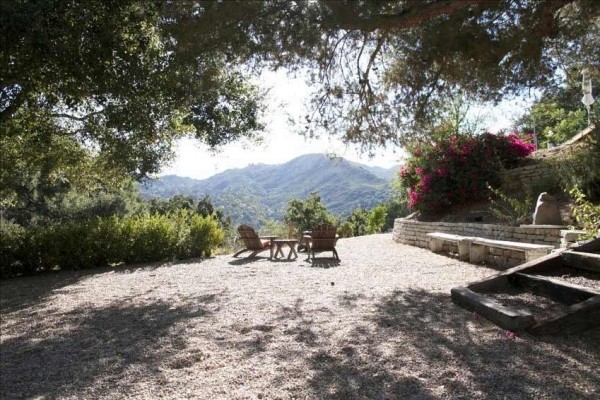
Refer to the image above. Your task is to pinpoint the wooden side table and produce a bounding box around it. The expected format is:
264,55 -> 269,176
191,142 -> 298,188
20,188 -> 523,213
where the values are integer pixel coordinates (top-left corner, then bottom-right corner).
272,239 -> 299,260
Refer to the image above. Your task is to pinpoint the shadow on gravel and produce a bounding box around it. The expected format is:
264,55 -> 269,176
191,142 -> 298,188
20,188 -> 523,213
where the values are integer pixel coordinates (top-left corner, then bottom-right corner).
0,295 -> 220,399
307,259 -> 340,269
227,256 -> 272,266
309,350 -> 437,399
301,289 -> 600,400
259,289 -> 599,399
4,272 -> 598,399
269,258 -> 300,263
0,261 -> 174,315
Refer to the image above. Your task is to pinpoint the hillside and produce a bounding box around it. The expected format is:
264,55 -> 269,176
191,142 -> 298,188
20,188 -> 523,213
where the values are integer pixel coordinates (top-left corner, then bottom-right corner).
140,154 -> 394,225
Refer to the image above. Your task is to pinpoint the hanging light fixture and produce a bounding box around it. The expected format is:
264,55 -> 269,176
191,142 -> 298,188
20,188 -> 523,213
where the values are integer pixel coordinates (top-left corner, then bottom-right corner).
581,69 -> 595,125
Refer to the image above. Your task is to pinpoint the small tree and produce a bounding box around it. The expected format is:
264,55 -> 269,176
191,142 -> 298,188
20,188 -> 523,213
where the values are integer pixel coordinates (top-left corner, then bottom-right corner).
383,199 -> 410,232
346,208 -> 370,237
367,204 -> 388,234
149,195 -> 195,215
337,221 -> 354,238
196,195 -> 229,226
284,192 -> 335,235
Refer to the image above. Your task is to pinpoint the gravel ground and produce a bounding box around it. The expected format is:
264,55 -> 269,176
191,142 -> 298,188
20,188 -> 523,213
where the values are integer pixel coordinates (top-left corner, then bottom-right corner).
1,234 -> 599,399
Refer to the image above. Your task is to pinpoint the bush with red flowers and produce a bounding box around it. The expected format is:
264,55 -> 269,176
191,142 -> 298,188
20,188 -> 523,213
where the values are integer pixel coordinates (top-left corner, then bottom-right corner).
399,132 -> 535,213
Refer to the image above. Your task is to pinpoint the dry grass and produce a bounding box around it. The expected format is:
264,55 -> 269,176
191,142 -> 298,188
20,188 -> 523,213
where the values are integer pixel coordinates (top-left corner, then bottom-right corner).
1,234 -> 598,399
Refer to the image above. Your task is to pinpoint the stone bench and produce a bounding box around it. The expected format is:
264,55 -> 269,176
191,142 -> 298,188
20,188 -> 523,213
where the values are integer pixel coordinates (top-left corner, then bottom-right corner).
427,232 -> 555,266
469,237 -> 554,264
426,232 -> 473,261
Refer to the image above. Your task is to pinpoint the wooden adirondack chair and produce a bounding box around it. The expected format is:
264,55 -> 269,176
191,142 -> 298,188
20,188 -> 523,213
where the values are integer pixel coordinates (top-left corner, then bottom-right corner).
308,223 -> 339,260
233,225 -> 275,258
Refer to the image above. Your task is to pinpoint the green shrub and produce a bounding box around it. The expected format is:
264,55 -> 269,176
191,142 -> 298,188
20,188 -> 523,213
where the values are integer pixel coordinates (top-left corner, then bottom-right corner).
338,221 -> 354,238
570,186 -> 600,240
346,208 -> 370,236
188,214 -> 224,257
383,198 -> 410,232
0,221 -> 28,277
284,192 -> 335,233
553,142 -> 600,201
123,213 -> 180,263
0,211 -> 224,278
488,185 -> 535,226
367,204 -> 388,234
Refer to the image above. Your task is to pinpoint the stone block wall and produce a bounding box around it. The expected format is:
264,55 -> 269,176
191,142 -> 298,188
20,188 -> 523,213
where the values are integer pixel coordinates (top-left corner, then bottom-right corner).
392,219 -> 565,267
393,219 -> 564,248
500,163 -> 553,192
485,247 -> 524,269
560,230 -> 589,248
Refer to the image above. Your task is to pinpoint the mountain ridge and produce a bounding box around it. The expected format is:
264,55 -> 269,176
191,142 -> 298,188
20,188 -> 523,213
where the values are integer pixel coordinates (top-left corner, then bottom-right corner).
140,153 -> 397,225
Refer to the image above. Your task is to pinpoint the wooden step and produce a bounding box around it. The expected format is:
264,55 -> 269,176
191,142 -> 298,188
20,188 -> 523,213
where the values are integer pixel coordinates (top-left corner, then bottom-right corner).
511,273 -> 599,305
451,287 -> 536,331
561,251 -> 600,273
529,295 -> 600,335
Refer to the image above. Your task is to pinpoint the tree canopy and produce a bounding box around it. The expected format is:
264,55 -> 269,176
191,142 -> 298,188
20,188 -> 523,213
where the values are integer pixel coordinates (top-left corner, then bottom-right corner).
284,192 -> 335,233
165,0 -> 598,148
2,0 -> 598,181
1,0 -> 264,218
1,0 -> 263,179
516,77 -> 599,147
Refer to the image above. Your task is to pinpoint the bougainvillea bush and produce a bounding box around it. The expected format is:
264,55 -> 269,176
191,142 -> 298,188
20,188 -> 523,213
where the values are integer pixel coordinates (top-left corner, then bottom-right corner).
399,133 -> 535,213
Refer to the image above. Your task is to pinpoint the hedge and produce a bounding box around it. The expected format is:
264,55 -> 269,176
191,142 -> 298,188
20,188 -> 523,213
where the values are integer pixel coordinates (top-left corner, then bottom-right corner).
0,210 -> 224,278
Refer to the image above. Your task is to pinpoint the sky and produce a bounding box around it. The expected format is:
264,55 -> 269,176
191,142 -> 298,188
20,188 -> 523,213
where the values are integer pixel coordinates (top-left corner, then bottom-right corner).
159,70 -> 535,180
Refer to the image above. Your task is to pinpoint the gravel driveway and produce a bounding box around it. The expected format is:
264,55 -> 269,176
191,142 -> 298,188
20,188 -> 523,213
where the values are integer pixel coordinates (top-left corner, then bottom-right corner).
1,234 -> 598,399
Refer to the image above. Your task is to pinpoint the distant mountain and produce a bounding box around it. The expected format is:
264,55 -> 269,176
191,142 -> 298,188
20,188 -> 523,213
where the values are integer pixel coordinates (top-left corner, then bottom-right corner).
363,165 -> 399,181
140,154 -> 392,225
343,159 -> 398,181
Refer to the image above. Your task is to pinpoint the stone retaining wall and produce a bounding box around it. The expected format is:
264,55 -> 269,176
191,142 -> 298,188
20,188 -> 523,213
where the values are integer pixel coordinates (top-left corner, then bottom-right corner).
561,230 -> 589,248
500,124 -> 597,191
500,163 -> 553,192
393,219 -> 565,267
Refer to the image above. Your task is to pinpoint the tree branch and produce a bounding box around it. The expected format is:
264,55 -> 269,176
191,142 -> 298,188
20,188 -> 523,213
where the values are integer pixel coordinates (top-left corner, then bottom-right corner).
364,33 -> 387,80
331,0 -> 496,32
0,89 -> 27,125
51,110 -> 104,121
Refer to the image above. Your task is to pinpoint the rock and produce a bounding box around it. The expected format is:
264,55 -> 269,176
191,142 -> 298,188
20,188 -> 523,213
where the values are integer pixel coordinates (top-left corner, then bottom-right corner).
532,192 -> 562,225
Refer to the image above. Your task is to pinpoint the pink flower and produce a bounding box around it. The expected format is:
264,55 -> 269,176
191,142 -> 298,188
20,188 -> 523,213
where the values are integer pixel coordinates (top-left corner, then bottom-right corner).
415,167 -> 424,176
408,190 -> 419,208
437,167 -> 448,177
422,173 -> 432,185
399,166 -> 410,178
